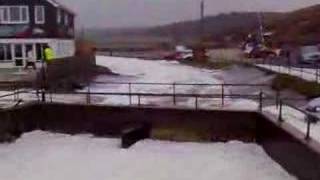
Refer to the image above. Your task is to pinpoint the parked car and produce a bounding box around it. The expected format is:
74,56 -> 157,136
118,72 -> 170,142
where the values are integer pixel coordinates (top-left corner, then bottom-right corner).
299,46 -> 320,64
306,97 -> 320,113
243,43 -> 278,59
164,45 -> 194,61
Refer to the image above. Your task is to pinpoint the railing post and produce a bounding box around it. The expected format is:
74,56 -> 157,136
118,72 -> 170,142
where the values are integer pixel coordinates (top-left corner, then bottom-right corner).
316,66 -> 319,83
259,91 -> 263,112
86,84 -> 91,105
36,89 -> 40,102
41,89 -> 46,102
278,100 -> 283,123
288,61 -> 291,74
129,83 -> 132,105
138,95 -> 141,106
306,117 -> 311,140
50,90 -> 53,103
276,90 -> 280,109
173,83 -> 176,105
195,96 -> 198,110
13,83 -> 17,101
221,84 -> 225,107
16,88 -> 20,100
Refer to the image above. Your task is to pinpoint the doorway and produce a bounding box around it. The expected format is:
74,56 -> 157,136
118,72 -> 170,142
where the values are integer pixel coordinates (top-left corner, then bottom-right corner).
12,44 -> 25,67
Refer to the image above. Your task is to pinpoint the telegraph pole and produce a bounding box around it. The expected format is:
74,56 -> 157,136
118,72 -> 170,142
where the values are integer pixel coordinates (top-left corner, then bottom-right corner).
257,12 -> 264,43
193,0 -> 207,62
200,0 -> 205,40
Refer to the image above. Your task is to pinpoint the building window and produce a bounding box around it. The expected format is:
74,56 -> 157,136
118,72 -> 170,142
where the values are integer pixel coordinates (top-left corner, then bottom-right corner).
57,9 -> 61,24
0,6 -> 29,24
64,14 -> 69,26
35,6 -> 45,24
0,44 -> 12,61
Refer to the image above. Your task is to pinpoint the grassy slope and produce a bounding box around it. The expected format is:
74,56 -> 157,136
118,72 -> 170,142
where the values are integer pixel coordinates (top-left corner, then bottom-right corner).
272,74 -> 320,99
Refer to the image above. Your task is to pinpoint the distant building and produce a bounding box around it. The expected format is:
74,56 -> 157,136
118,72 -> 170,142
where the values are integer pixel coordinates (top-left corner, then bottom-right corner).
0,0 -> 75,66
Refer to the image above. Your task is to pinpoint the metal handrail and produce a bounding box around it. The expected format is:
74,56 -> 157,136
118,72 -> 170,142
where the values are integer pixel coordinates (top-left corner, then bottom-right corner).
91,81 -> 269,87
278,100 -> 319,140
51,91 -> 262,99
256,61 -> 320,82
0,84 -> 318,142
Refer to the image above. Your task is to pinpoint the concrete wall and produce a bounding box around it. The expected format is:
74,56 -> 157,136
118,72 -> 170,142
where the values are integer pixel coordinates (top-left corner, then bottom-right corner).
0,103 -> 319,179
257,113 -> 320,180
0,103 -> 258,142
36,103 -> 258,142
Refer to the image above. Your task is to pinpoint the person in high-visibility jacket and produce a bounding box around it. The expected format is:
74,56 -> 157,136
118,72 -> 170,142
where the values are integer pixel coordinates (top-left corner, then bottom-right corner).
44,45 -> 55,63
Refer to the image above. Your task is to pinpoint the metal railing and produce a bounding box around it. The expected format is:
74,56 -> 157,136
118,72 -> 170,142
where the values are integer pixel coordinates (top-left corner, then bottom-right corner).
48,91 -> 265,110
254,58 -> 320,83
0,82 -> 318,142
72,82 -> 270,109
277,100 -> 319,140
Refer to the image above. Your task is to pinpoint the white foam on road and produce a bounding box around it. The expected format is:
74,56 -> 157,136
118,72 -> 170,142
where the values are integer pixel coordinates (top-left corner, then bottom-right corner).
94,56 -> 259,109
0,131 -> 296,180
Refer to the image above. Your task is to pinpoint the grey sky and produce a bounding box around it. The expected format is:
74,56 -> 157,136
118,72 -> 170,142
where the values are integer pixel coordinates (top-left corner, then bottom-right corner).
57,0 -> 320,28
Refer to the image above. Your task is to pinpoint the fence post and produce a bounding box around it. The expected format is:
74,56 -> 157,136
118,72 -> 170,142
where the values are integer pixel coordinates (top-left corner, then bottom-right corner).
306,117 -> 311,140
278,100 -> 283,123
86,84 -> 91,105
129,83 -> 132,105
50,90 -> 53,103
276,90 -> 280,109
221,84 -> 225,107
259,91 -> 263,112
195,96 -> 198,110
173,83 -> 176,105
138,95 -> 141,106
316,66 -> 319,83
41,90 -> 46,102
36,89 -> 40,102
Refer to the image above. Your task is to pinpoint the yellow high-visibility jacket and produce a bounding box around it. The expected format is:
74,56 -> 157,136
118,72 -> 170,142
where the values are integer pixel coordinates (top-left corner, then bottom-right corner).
44,48 -> 55,62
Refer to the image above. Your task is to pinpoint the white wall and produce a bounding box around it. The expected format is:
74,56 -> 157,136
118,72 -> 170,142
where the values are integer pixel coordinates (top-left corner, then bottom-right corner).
49,39 -> 75,58
0,38 -> 75,62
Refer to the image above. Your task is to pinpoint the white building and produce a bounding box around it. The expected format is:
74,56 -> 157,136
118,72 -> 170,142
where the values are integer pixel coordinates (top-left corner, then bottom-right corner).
0,0 -> 75,67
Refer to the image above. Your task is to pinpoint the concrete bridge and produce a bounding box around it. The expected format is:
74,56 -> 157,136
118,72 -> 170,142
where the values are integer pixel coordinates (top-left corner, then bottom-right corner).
0,101 -> 319,179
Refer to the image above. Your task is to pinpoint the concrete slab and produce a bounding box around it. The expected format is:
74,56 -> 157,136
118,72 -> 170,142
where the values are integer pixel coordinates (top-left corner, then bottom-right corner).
0,63 -> 41,83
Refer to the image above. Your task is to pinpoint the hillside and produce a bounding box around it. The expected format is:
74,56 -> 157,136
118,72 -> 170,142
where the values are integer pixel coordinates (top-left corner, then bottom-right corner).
269,4 -> 320,45
146,12 -> 283,44
83,12 -> 283,46
82,4 -> 320,47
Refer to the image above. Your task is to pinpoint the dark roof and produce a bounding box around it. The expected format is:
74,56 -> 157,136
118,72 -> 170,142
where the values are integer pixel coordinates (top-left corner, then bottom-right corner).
46,0 -> 76,15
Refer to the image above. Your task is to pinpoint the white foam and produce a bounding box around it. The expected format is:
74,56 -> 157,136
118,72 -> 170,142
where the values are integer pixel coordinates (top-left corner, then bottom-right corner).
0,131 -> 296,180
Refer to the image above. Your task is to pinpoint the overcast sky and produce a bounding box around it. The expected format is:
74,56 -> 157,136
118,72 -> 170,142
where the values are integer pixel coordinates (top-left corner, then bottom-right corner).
57,0 -> 320,28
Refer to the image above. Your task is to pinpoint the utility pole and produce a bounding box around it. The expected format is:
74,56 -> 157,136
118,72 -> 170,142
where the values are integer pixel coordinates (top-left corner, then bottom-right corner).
194,0 -> 207,62
200,0 -> 205,41
257,12 -> 264,44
